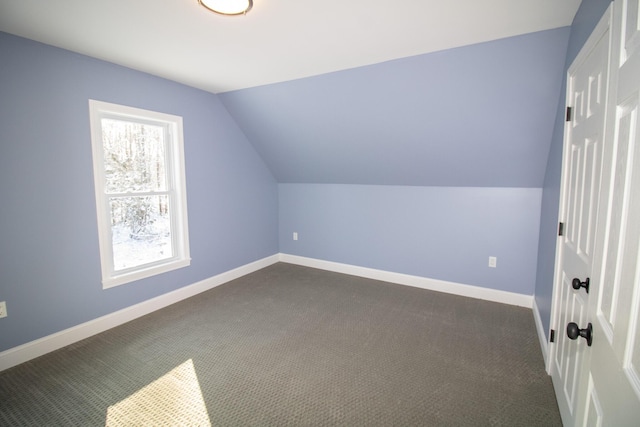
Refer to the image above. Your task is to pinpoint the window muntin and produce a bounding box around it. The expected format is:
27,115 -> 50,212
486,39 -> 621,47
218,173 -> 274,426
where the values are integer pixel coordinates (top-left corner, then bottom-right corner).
89,100 -> 190,288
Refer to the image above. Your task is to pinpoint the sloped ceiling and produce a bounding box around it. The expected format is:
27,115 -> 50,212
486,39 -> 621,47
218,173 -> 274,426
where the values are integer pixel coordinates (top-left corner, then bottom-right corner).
0,0 -> 579,187
220,27 -> 571,187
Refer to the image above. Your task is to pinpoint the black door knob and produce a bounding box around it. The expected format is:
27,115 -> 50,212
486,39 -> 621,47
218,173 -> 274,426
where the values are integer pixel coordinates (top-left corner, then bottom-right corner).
572,277 -> 590,293
567,322 -> 593,346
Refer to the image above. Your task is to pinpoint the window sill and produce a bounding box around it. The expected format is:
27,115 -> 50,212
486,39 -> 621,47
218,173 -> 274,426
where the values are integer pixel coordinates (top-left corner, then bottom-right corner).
102,258 -> 191,289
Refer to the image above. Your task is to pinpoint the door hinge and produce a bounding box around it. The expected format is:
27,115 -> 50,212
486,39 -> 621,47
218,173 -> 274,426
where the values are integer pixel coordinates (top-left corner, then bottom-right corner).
550,329 -> 556,343
566,106 -> 573,122
558,222 -> 564,236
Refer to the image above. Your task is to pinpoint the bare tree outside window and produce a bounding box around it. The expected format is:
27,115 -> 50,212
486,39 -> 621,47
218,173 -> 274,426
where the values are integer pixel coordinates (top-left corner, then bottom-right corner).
89,100 -> 190,288
101,119 -> 173,270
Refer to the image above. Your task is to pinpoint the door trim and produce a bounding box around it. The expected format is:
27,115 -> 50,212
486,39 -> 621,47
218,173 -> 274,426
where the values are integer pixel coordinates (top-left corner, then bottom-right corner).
547,4 -> 613,376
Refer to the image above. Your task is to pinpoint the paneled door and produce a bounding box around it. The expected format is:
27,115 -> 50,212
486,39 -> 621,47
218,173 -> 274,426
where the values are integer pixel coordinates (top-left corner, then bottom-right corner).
549,5 -> 613,426
574,0 -> 640,424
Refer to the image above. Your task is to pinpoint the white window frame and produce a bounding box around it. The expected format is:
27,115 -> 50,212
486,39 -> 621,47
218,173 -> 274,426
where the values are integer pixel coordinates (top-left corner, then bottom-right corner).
89,100 -> 190,288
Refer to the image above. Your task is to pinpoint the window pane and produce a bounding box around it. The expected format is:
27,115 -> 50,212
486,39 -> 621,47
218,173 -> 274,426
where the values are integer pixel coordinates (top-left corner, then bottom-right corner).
110,195 -> 173,271
101,119 -> 167,193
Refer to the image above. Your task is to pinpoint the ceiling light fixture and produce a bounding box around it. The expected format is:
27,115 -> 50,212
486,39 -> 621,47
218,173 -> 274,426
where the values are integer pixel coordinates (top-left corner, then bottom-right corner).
198,0 -> 253,16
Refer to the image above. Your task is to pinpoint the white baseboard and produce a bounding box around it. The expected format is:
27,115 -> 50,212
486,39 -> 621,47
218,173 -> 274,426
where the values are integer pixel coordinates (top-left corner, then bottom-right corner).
279,254 -> 533,308
0,254 -> 279,372
1,253 -> 535,372
532,297 -> 550,373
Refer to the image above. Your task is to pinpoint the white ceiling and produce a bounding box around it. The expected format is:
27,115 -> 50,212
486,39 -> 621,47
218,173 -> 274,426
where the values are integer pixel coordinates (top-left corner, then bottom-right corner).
0,0 -> 581,93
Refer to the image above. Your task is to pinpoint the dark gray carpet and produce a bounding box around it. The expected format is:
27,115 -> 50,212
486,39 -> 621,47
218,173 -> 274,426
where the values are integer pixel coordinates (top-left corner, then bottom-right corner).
0,263 -> 561,426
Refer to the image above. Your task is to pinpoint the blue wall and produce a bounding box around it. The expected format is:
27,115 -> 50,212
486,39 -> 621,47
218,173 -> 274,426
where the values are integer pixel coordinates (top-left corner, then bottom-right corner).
0,33 -> 279,352
280,184 -> 542,295
534,0 -> 612,339
220,28 -> 570,188
220,28 -> 570,303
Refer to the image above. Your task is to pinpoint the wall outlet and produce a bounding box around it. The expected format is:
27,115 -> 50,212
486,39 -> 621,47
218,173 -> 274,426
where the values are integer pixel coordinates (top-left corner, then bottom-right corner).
488,256 -> 497,268
293,232 -> 298,241
0,301 -> 6,318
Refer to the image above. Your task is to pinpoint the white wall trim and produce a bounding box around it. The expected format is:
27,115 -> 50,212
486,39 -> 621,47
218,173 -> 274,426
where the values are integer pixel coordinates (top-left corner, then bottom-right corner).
532,297 -> 550,372
1,253 -> 536,372
0,254 -> 279,372
279,254 -> 533,308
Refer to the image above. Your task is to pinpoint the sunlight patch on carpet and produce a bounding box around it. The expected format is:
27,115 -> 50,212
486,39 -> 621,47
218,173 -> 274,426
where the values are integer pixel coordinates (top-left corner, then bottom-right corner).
106,359 -> 211,426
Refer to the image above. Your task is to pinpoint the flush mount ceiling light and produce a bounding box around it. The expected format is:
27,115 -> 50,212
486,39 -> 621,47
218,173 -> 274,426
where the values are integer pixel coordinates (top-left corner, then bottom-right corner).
198,0 -> 253,16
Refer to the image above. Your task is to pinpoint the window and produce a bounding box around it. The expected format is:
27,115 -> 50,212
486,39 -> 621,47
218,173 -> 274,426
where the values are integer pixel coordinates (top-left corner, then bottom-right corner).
89,100 -> 190,288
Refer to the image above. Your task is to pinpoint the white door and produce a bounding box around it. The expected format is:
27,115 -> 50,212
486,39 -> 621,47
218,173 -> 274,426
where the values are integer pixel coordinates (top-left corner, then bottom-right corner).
550,6 -> 613,425
575,0 -> 640,425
